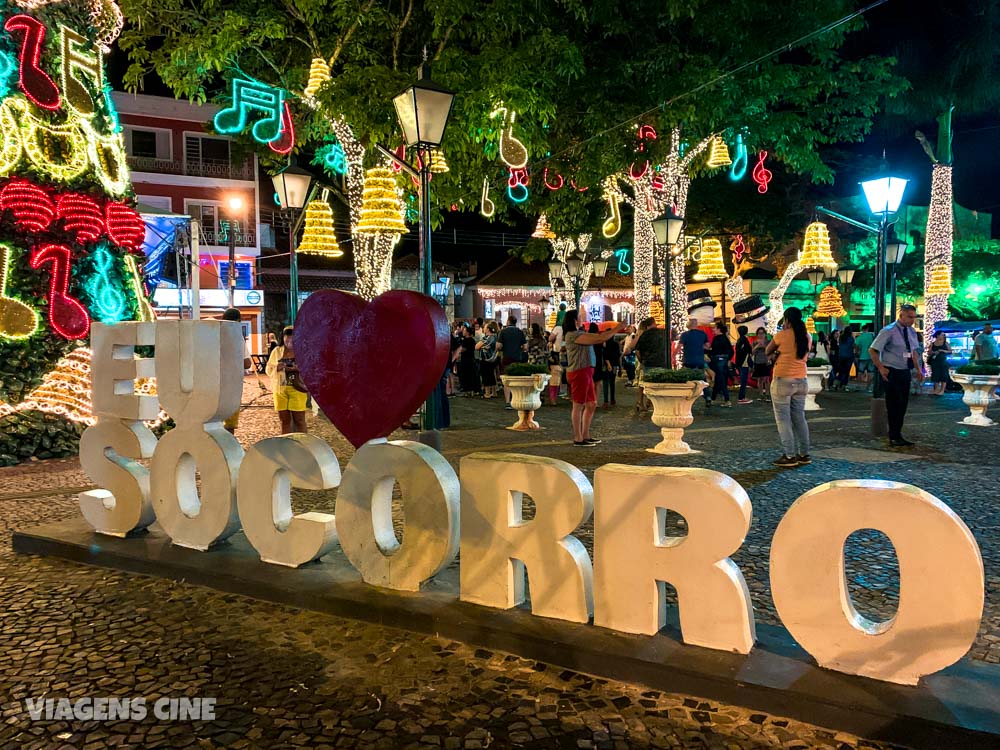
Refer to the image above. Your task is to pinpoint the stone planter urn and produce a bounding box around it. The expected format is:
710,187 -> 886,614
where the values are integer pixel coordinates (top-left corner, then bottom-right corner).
501,373 -> 550,431
642,380 -> 708,454
951,372 -> 1000,427
805,365 -> 832,411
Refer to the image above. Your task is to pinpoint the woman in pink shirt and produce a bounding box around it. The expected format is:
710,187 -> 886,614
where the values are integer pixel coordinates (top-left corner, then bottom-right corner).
765,307 -> 812,467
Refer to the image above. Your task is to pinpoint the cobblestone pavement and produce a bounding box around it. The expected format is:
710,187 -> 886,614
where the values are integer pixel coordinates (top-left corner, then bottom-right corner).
0,376 -> 995,748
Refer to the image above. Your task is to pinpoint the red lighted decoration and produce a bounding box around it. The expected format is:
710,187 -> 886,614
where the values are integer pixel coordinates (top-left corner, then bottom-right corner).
105,202 -> 146,251
294,289 -> 450,447
4,15 -> 61,111
30,243 -> 90,340
543,168 -> 564,191
56,193 -> 105,242
267,101 -> 295,155
0,179 -> 55,232
752,151 -> 773,194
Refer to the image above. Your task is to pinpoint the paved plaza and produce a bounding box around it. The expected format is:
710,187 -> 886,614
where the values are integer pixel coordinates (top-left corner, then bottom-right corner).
0,377 -> 996,748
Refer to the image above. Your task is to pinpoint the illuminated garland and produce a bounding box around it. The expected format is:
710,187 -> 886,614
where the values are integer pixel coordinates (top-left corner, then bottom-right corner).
799,221 -> 836,269
480,178 -> 495,218
0,177 -> 54,231
805,316 -> 816,334
693,239 -> 727,280
84,242 -> 127,323
752,151 -> 772,193
478,286 -> 636,301
922,164 -> 953,354
816,285 -> 846,318
56,191 -> 104,242
16,346 -> 94,424
355,166 -> 407,235
297,198 -> 343,258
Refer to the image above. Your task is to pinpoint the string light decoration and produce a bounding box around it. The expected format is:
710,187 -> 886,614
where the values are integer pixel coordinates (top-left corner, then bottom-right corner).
56,191 -> 104,242
766,260 -> 802,334
297,198 -> 343,258
532,214 -> 556,239
60,24 -> 103,117
543,168 -> 563,191
84,242 -> 127,323
706,136 -> 731,168
506,167 -> 529,203
213,76 -> 291,147
4,15 -> 61,110
480,178 -> 495,218
922,164 -> 954,352
105,200 -> 144,251
16,347 -> 95,425
752,151 -> 772,194
428,148 -> 449,173
0,177 -> 54,231
601,189 -> 622,239
693,238 -> 727,280
816,285 -> 846,318
314,141 -> 348,177
123,254 -> 156,322
799,221 -> 836,268
355,166 -> 407,235
806,316 -> 816,334
926,264 -> 954,296
0,241 -> 38,339
729,134 -> 748,181
30,243 -> 91,340
303,57 -> 331,98
730,234 -> 747,264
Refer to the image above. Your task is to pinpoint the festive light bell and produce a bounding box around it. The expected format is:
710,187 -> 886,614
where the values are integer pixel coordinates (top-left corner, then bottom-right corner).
805,316 -> 816,334
816,285 -> 846,318
546,310 -> 557,329
532,213 -> 556,240
297,199 -> 343,258
356,167 -> 408,235
649,297 -> 666,327
304,57 -> 331,98
926,264 -> 955,296
428,148 -> 449,173
693,238 -> 727,280
800,221 -> 836,268
706,137 -> 732,168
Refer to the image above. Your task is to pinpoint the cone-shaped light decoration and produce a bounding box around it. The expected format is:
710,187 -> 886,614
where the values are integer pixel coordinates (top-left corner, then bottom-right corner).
706,137 -> 732,168
297,199 -> 343,258
816,285 -> 846,318
693,238 -> 727,280
926,264 -> 955,296
805,316 -> 817,334
356,167 -> 408,235
428,148 -> 449,173
532,213 -> 556,239
800,221 -> 836,269
649,295 -> 666,327
546,309 -> 557,329
304,57 -> 331,98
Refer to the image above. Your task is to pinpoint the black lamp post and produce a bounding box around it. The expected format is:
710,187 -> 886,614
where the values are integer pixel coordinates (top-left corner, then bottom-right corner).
885,229 -> 909,320
652,209 -> 685,369
271,165 -> 314,322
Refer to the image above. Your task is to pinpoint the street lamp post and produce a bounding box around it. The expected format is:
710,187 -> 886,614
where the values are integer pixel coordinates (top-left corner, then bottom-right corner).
392,65 -> 455,447
652,209 -> 685,369
885,229 -> 909,321
224,196 -> 243,308
271,165 -> 314,322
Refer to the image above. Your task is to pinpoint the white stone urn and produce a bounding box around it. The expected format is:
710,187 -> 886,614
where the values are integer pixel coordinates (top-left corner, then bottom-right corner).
951,371 -> 1000,427
805,365 -> 832,411
642,380 -> 708,454
501,373 -> 551,431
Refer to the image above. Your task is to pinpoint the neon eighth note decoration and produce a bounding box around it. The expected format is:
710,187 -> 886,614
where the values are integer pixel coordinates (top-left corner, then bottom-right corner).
214,77 -> 292,149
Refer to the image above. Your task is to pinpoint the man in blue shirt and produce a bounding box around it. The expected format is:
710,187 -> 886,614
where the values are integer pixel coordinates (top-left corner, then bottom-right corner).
869,304 -> 926,447
679,318 -> 711,404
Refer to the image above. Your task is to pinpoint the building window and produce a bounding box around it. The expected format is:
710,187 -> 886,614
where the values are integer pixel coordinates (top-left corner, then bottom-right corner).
186,200 -> 254,248
125,127 -> 171,161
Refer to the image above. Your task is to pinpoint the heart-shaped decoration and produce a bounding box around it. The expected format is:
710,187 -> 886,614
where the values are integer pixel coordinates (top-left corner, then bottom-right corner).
295,289 -> 450,448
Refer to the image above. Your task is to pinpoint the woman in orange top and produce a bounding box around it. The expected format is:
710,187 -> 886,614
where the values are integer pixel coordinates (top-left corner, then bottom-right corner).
765,307 -> 812,467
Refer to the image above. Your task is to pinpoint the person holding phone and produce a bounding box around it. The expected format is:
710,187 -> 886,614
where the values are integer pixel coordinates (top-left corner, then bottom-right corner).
265,325 -> 308,434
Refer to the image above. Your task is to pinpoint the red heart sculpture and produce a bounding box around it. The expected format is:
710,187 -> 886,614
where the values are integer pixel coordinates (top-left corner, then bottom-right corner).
295,289 -> 451,448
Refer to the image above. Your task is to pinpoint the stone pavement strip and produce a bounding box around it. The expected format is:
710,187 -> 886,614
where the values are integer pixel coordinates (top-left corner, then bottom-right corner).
0,378 -> 995,748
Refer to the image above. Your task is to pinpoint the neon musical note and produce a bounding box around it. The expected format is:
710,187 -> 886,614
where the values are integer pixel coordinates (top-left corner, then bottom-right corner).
506,168 -> 529,203
390,144 -> 406,173
267,101 -> 295,154
4,15 -> 61,111
569,178 -> 588,193
60,25 -> 103,117
0,242 -> 38,339
752,150 -> 772,194
601,194 -> 621,239
4,97 -> 89,181
85,243 -> 127,323
731,234 -> 747,264
30,243 -> 90,340
213,77 -> 285,144
315,142 -> 347,175
729,134 -> 748,181
123,254 -> 155,322
614,247 -> 631,275
490,106 -> 528,169
480,179 -> 495,218
543,168 -> 563,191
630,125 -> 657,180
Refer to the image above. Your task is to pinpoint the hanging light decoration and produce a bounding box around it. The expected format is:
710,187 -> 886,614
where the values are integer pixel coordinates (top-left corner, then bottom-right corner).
816,285 -> 846,318
427,148 -> 449,173
693,238 -> 727,280
356,166 -> 408,235
706,136 -> 732,168
926,264 -> 955,296
799,221 -> 836,269
805,316 -> 817,334
297,197 -> 343,258
304,57 -> 331,98
532,213 -> 556,239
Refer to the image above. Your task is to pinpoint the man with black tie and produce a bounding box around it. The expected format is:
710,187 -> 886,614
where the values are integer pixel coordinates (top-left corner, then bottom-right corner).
869,304 -> 926,447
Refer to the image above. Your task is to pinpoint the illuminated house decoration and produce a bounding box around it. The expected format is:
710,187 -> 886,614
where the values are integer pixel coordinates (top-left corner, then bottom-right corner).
297,198 -> 343,258
926,264 -> 954,296
706,136 -> 732,168
799,222 -> 836,268
356,166 -> 407,235
0,0 -> 155,465
532,214 -> 556,240
816,285 -> 846,318
693,239 -> 727,280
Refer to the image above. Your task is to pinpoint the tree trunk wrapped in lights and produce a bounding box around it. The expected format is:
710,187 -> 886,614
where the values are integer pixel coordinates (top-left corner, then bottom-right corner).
922,164 -> 954,348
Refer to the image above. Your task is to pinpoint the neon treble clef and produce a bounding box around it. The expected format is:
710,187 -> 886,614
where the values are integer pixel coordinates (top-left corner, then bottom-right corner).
87,243 -> 127,323
752,151 -> 772,194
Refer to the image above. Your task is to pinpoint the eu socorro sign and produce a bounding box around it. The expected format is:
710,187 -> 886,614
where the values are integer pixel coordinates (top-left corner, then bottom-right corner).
81,320 -> 985,687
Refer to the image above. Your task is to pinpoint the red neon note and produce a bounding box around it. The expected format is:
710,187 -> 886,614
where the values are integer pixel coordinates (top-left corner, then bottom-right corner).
30,243 -> 90,339
752,151 -> 772,194
5,15 -> 61,111
267,101 -> 295,155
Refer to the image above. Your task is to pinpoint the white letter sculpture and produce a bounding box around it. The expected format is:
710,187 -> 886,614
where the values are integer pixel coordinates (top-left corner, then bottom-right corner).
770,480 -> 985,685
149,320 -> 245,550
593,465 -> 756,653
238,434 -> 340,568
79,322 -> 159,537
337,439 -> 459,591
459,453 -> 593,623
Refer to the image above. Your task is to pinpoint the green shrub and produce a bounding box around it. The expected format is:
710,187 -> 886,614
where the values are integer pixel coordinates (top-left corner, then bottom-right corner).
955,363 -> 1000,376
503,363 -> 549,376
642,367 -> 706,384
807,357 -> 829,367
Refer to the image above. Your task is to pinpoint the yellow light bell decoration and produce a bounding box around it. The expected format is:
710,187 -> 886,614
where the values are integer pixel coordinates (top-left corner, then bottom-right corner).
693,238 -> 727,280
304,57 -> 331,98
927,264 -> 955,295
805,316 -> 816,334
546,309 -> 557,329
800,221 -> 836,268
428,148 -> 449,173
297,199 -> 343,258
356,166 -> 408,235
532,213 -> 556,239
649,285 -> 666,327
706,136 -> 732,168
816,285 -> 846,318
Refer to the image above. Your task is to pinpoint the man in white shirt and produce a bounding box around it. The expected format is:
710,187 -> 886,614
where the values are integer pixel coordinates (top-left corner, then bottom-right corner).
869,304 -> 925,447
974,323 -> 998,361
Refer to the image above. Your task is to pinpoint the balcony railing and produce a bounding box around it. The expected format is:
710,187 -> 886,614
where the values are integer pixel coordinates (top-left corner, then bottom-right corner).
127,155 -> 256,181
200,228 -> 257,248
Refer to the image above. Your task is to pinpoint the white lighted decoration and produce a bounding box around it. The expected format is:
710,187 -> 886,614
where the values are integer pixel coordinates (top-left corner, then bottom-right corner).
337,439 -> 459,591
237,434 -> 340,568
459,453 -> 594,623
923,165 -> 954,352
593,465 -> 755,652
149,321 -> 245,550
770,480 -> 984,685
